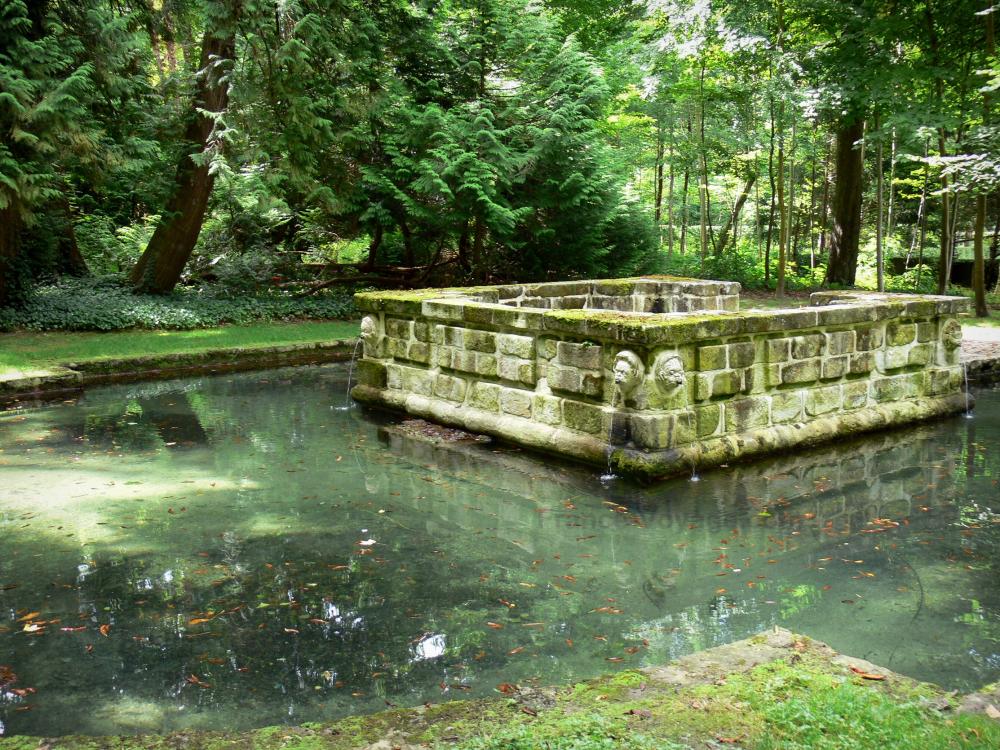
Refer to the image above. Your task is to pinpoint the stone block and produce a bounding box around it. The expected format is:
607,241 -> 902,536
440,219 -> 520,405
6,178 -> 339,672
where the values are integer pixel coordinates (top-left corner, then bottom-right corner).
871,375 -> 915,403
537,337 -> 558,360
556,341 -> 602,370
766,338 -> 790,363
842,381 -> 868,410
805,385 -> 842,416
497,356 -> 536,385
548,364 -> 581,393
497,333 -> 535,359
533,395 -> 562,425
464,329 -> 497,353
469,382 -> 500,412
781,359 -> 820,385
725,397 -> 770,432
927,367 -> 962,396
499,388 -> 533,418
728,342 -> 756,369
849,352 -> 875,375
855,326 -> 884,351
695,373 -> 713,401
821,355 -> 849,380
907,343 -> 933,367
712,370 -> 742,397
881,347 -> 909,371
792,334 -> 825,359
403,368 -> 434,397
916,321 -> 935,343
696,403 -> 722,437
563,400 -> 604,435
826,330 -> 855,355
451,348 -> 477,373
771,391 -> 803,423
434,374 -> 468,403
405,341 -> 430,364
444,326 -> 464,347
474,353 -> 497,377
697,345 -> 727,371
431,325 -> 446,344
385,318 -> 413,339
386,363 -> 404,390
356,359 -> 386,388
887,323 -> 916,346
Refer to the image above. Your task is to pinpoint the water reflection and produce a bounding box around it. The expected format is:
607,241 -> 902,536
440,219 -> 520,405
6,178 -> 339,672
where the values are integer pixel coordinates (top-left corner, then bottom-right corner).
0,367 -> 997,736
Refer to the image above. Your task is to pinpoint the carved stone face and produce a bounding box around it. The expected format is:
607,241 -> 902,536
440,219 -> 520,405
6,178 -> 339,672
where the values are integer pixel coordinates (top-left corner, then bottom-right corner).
652,352 -> 686,393
612,350 -> 645,397
941,318 -> 962,351
360,316 -> 380,355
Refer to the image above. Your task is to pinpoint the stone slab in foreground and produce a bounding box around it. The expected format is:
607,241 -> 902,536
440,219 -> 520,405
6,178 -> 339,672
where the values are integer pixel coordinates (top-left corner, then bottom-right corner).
352,278 -> 970,479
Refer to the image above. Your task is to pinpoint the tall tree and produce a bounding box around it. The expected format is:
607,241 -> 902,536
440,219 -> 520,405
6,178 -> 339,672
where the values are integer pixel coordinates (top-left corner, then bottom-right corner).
131,1 -> 238,293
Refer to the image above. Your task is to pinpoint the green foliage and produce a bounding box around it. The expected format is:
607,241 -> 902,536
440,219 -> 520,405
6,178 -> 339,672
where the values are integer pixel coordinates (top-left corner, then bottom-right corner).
0,276 -> 355,332
443,713 -> 678,750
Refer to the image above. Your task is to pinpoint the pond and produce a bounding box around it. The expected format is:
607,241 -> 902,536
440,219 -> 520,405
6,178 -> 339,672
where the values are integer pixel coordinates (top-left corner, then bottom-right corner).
1,365 -> 998,737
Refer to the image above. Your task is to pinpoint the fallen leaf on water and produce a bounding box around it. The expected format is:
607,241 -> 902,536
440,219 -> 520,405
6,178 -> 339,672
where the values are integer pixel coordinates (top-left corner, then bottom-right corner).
189,617 -> 214,626
99,624 -> 110,637
565,639 -> 574,648
497,683 -> 518,694
849,666 -> 886,681
16,612 -> 40,622
60,627 -> 86,633
486,622 -> 504,629
508,646 -> 524,655
606,656 -> 624,662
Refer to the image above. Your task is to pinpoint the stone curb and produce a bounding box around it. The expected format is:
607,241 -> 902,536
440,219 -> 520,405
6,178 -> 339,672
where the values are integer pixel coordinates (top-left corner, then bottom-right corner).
0,338 -> 359,405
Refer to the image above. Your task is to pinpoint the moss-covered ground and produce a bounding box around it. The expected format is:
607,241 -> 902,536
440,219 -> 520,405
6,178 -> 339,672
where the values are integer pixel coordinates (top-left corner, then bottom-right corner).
4,630 -> 997,750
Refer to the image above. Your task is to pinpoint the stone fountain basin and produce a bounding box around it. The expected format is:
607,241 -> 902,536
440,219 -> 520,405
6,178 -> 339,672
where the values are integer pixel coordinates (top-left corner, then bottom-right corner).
351,277 -> 969,479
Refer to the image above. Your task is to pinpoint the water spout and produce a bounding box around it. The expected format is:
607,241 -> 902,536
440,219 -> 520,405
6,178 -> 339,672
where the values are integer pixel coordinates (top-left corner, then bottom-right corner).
600,390 -> 620,482
335,338 -> 363,411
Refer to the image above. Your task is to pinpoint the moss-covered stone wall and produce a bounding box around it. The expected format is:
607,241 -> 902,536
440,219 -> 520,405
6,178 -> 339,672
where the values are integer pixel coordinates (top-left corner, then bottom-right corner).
352,279 -> 970,479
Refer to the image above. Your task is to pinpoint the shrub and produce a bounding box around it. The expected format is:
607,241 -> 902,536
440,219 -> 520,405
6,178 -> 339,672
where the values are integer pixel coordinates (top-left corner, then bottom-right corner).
0,276 -> 356,332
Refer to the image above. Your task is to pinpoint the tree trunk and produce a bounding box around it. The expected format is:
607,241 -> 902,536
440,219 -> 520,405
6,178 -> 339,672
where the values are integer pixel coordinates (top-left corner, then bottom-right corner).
776,100 -> 787,298
0,204 -> 22,308
715,174 -> 757,256
131,25 -> 235,293
817,138 -> 831,268
679,170 -> 689,255
666,122 -> 676,257
765,95 -> 776,286
973,3 -> 993,317
472,215 -> 486,278
400,217 -> 415,268
826,118 -> 865,286
654,123 -> 665,226
364,224 -> 384,271
974,195 -> 987,315
57,201 -> 89,277
875,113 -> 885,292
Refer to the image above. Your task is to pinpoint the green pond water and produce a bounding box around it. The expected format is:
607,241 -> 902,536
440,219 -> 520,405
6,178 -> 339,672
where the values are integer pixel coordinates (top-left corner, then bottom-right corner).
1,366 -> 998,737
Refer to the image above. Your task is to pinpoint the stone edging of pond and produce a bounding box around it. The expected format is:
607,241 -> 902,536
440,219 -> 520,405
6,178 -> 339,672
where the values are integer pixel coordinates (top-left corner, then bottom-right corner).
0,339 -> 359,406
2,628 -> 996,749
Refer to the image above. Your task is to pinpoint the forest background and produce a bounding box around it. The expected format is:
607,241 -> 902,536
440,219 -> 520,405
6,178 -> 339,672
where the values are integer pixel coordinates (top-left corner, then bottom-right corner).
2,0 -> 999,331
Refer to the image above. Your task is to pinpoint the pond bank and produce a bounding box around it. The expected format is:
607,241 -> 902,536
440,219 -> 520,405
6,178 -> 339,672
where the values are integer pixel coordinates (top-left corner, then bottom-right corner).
1,628 -> 997,749
0,323 -> 359,405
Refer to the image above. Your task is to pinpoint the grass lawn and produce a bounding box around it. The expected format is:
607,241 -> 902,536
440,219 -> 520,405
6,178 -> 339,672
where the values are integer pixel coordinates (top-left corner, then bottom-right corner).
0,320 -> 359,379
